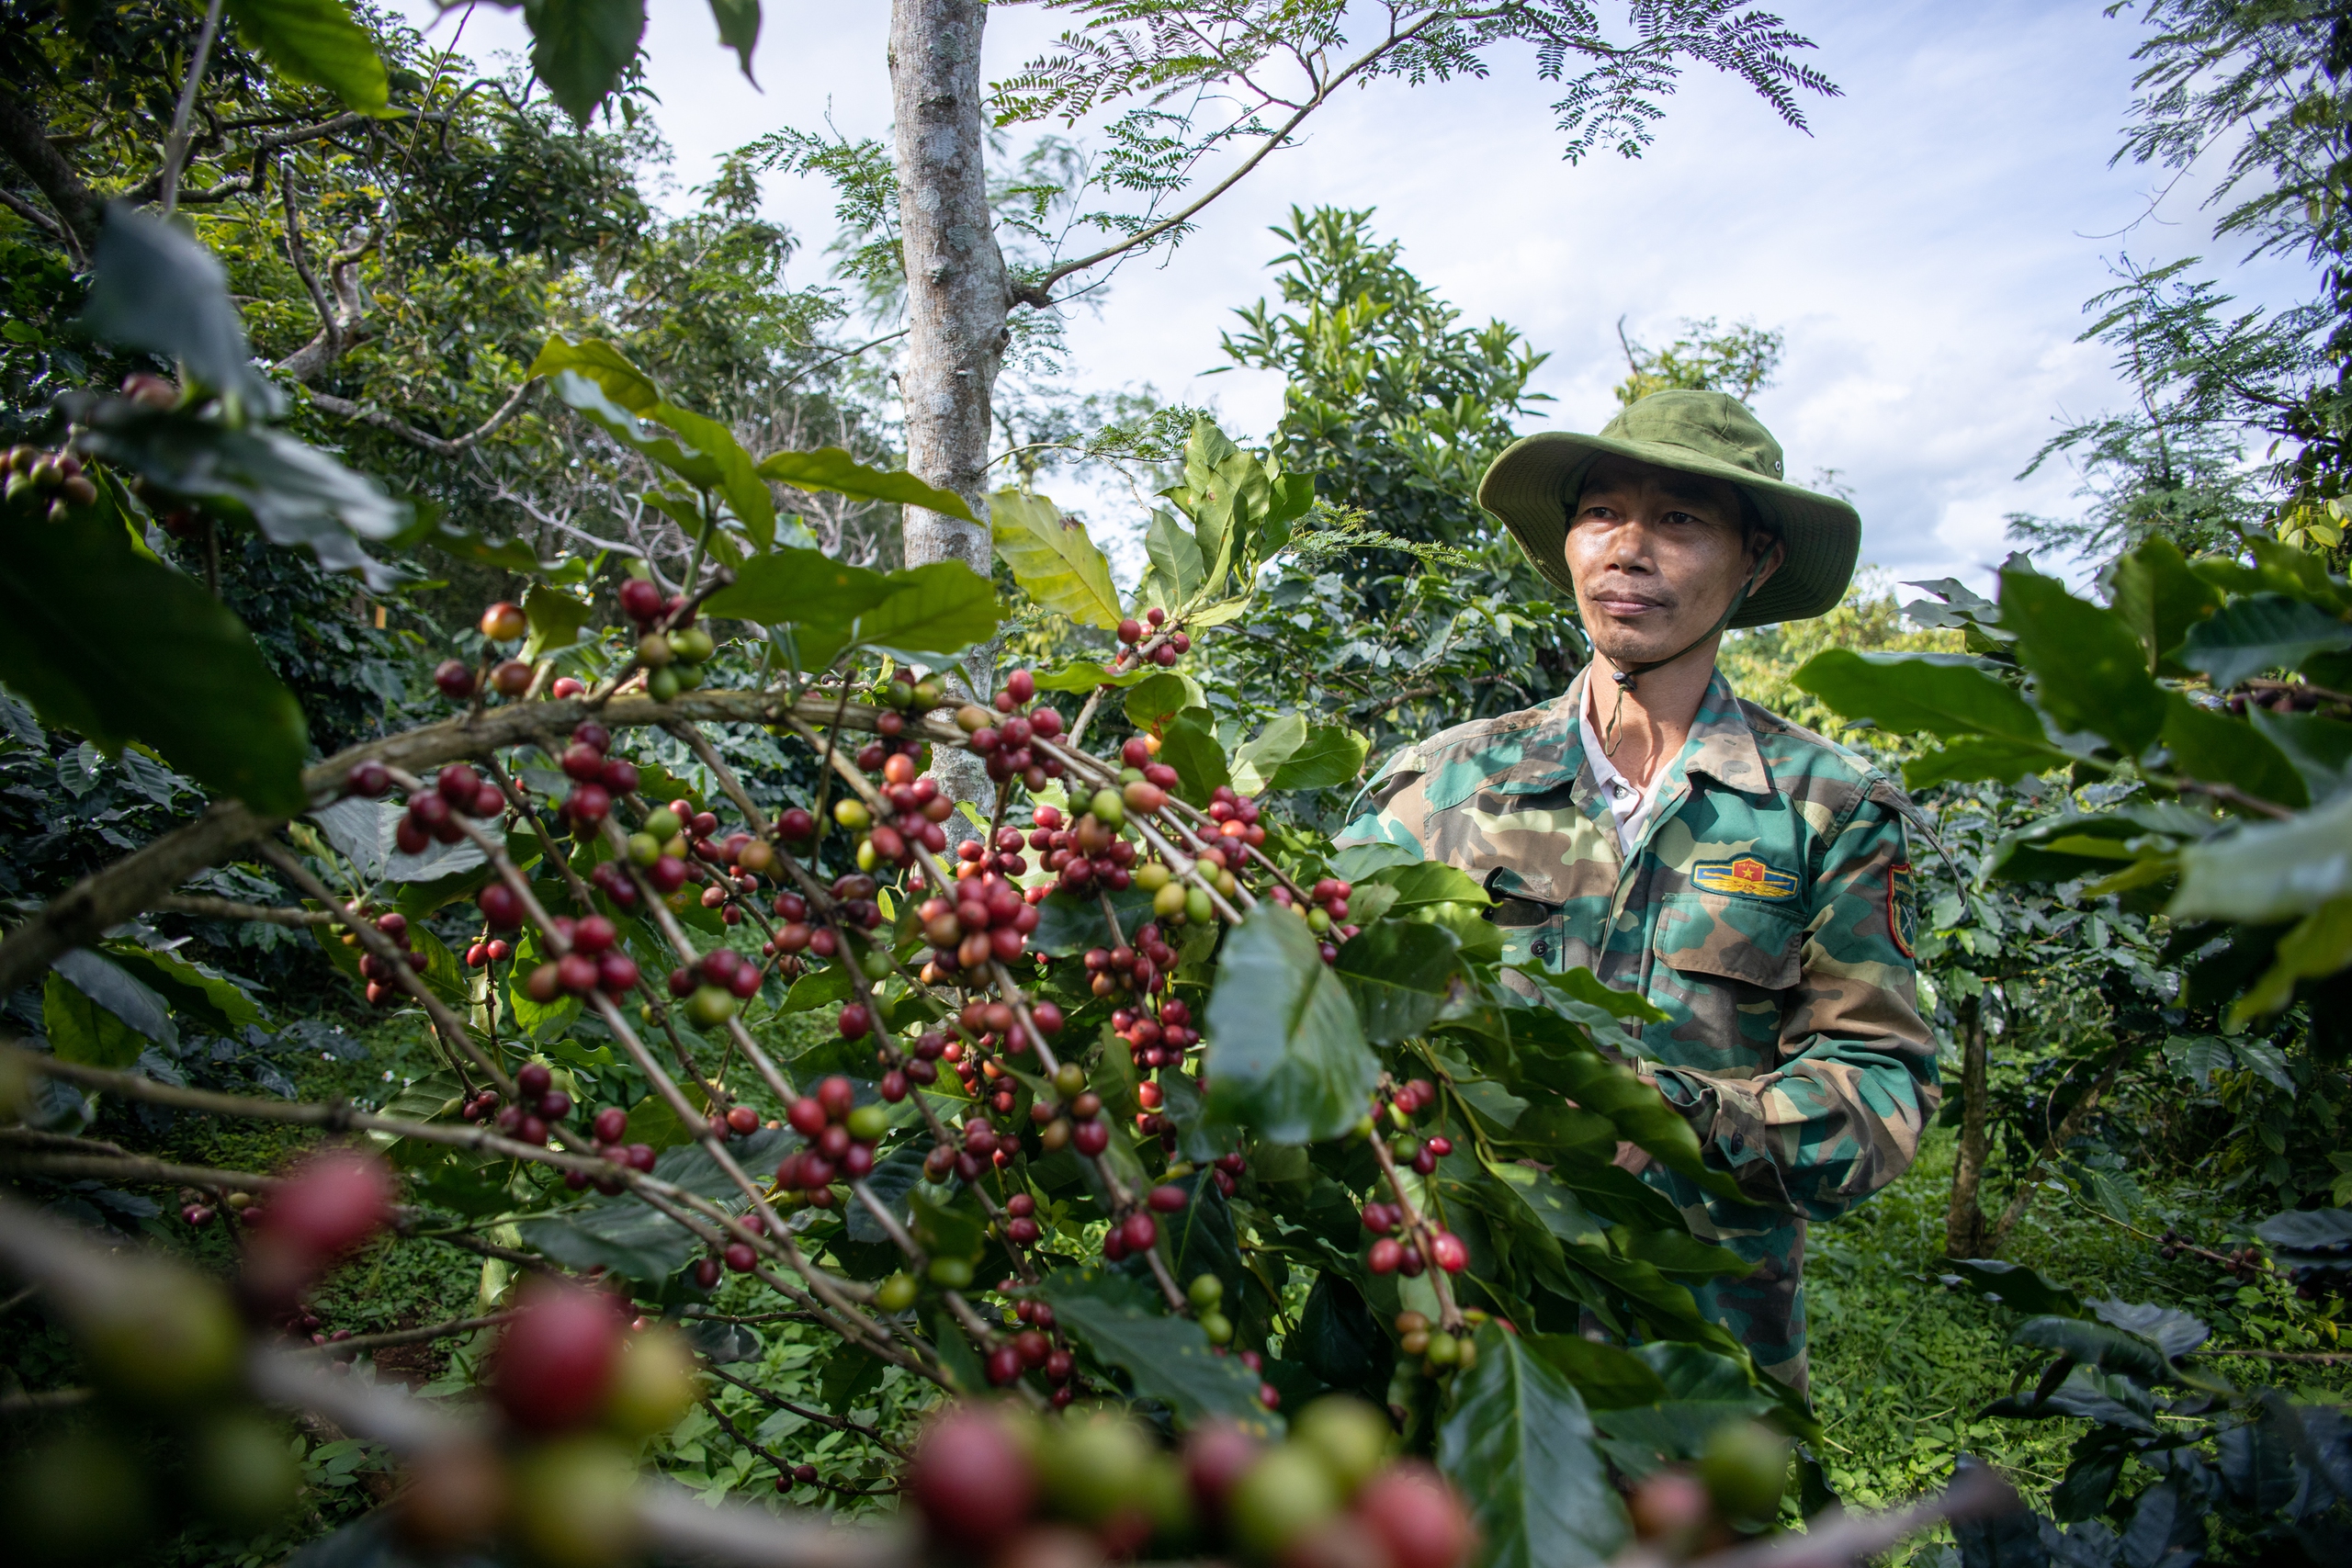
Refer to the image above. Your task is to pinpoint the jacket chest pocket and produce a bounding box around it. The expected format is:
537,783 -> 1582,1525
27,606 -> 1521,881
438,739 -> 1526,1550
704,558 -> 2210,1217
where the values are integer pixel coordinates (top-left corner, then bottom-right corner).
1653,894 -> 1805,992
1488,897 -> 1564,969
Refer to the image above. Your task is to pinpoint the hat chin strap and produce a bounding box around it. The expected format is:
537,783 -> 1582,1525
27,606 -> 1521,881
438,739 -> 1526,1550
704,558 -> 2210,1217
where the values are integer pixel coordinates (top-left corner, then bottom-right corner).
1597,560 -> 1766,760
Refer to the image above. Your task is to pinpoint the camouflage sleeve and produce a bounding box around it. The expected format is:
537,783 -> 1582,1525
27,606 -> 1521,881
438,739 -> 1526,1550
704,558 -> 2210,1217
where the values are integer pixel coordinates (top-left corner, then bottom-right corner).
1645,785 -> 1941,1220
1334,745 -> 1433,858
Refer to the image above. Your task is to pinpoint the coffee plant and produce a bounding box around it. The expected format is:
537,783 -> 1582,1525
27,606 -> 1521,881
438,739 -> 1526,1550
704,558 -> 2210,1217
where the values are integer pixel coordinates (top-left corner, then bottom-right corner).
0,186 -> 2059,1568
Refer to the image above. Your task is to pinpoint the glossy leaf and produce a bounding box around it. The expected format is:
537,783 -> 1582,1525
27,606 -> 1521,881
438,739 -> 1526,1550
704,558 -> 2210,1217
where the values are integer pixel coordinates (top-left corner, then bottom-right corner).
1792,649 -> 2049,742
1582,1341 -> 1781,1480
757,448 -> 976,522
1943,1258 -> 2085,1317
1269,724 -> 1369,792
77,408 -> 412,590
1231,713 -> 1307,794
101,944 -> 263,1034
520,583 -> 594,665
2011,1316 -> 2169,1382
2090,1298 -> 2210,1361
1902,733 -> 2074,789
1123,671 -> 1204,732
1029,885 -> 1158,957
526,336 -> 660,411
850,559 -> 1000,661
704,547 -> 893,668
1145,508 -> 1207,605
1334,919 -> 1464,1043
80,207 -> 281,417
0,480 -> 309,815
2248,706 -> 2352,801
2158,693 -> 2306,811
1040,1271 -> 1272,1429
1437,1324 -> 1628,1568
1204,904 -> 1380,1145
521,0 -> 648,124
1365,859 -> 1491,910
2108,535 -> 2220,671
2178,592 -> 2352,691
991,490 -> 1121,629
520,1201 -> 691,1280
2171,790 -> 2352,923
651,401 -> 773,547
224,0 -> 390,114
2002,566 -> 2166,756
1158,706 -> 1231,804
42,970 -> 152,1069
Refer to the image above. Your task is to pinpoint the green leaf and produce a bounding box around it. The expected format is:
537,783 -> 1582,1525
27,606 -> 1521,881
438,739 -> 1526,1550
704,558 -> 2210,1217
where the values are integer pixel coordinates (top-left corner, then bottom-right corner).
1145,509 -> 1207,606
52,948 -> 178,1048
2171,790 -> 2352,923
520,583 -> 594,665
2177,592 -> 2352,691
1159,706 -> 1230,805
417,521 -> 590,584
2011,1316 -> 2170,1382
1942,1258 -> 2085,1317
1902,734 -> 2073,790
651,402 -> 773,548
851,560 -> 1000,661
1030,660 -> 1154,694
79,207 -> 281,418
705,0 -> 759,75
2108,535 -> 2220,672
1437,1325 -> 1628,1568
2248,707 -> 2352,801
2001,568 -> 2165,755
1334,920 -> 1464,1043
520,1201 -> 692,1280
1519,966 -> 1671,1026
1038,1270 -> 1273,1429
703,547 -> 893,669
1514,1034 -> 1732,1201
990,490 -> 1122,630
102,944 -> 262,1034
1029,886 -> 1159,958
2159,694 -> 2306,811
1365,860 -> 1491,911
520,0 -> 647,124
1231,713 -> 1306,795
223,0 -> 390,115
1581,1341 -> 1782,1480
1203,905 -> 1380,1145
0,481 -> 308,815
526,336 -> 660,412
1269,725 -> 1369,792
42,969 -> 154,1068
1792,649 -> 2049,742
76,408 -> 412,590
757,448 -> 976,522
2232,894 -> 2352,1019
1123,671 -> 1204,731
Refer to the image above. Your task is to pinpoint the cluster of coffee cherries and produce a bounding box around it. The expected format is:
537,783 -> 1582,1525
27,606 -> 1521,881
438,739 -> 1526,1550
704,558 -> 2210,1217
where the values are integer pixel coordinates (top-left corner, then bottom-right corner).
469,1062 -> 576,1150
907,1397 -> 1472,1568
915,869 -> 1041,981
389,1281 -> 698,1565
547,722 -> 638,832
616,578 -> 718,702
462,935 -> 514,970
958,669 -> 1071,796
1391,1310 -> 1484,1376
510,913 -> 640,1003
1114,606 -> 1194,666
769,1076 -> 892,1212
1625,1421 -> 1796,1559
984,1274 -> 1080,1399
624,802 -> 738,908
347,910 -> 428,1008
434,601 -> 533,703
3,442 -> 98,518
565,1104 -> 660,1187
663,945 -> 764,1031
1362,1212 -> 1468,1280
1110,984 -> 1192,1060
1272,874 -> 1359,942
829,750 -> 956,871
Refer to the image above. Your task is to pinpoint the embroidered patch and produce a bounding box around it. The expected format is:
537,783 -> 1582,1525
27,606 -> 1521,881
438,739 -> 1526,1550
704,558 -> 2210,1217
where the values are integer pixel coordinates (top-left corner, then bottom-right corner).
1691,856 -> 1799,901
1888,861 -> 1917,957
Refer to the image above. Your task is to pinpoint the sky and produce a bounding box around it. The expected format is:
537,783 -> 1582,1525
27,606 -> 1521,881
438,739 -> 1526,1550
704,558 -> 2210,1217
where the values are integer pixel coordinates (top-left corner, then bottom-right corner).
393,1 -> 2309,597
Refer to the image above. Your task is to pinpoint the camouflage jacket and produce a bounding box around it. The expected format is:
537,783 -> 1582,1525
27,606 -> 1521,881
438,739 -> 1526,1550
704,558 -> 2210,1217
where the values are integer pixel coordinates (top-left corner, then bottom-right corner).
1340,667 -> 1941,1391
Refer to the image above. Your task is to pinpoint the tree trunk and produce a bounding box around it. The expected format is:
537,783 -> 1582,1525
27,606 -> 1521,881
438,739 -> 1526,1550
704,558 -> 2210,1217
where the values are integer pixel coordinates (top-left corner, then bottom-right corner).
1944,992 -> 1988,1258
0,85 -> 101,261
889,0 -> 1007,821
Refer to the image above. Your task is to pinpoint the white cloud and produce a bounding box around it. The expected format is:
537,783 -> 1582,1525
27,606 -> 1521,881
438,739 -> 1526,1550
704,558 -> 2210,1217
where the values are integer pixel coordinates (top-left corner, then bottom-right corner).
397,0 -> 2313,598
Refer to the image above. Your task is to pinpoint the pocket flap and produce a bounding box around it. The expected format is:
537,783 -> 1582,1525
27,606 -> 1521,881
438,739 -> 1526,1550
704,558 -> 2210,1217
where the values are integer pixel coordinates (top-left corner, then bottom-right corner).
1654,894 -> 1804,989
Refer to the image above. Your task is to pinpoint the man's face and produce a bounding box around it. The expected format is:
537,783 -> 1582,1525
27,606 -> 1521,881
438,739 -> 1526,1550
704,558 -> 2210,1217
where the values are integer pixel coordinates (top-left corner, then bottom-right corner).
1564,456 -> 1782,670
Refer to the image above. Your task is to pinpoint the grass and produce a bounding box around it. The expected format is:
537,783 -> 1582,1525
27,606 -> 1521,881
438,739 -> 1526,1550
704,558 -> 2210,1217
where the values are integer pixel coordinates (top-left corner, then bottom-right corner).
1804,1124 -> 2349,1561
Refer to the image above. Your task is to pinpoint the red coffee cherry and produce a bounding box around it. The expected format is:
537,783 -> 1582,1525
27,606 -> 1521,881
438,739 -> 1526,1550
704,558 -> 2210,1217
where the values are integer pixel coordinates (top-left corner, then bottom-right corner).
435,660 -> 479,701
908,1408 -> 1037,1547
1355,1462 -> 1475,1568
490,1282 -> 623,1434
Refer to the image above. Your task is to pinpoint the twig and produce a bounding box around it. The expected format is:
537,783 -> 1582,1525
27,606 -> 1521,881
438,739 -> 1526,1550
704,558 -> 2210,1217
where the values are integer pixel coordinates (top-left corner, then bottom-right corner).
700,1361 -> 909,1459
287,1311 -> 518,1358
153,894 -> 339,925
159,0 -> 225,219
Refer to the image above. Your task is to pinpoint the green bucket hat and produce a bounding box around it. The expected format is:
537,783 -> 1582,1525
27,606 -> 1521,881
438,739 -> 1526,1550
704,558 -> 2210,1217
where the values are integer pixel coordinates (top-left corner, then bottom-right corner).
1477,389 -> 1860,628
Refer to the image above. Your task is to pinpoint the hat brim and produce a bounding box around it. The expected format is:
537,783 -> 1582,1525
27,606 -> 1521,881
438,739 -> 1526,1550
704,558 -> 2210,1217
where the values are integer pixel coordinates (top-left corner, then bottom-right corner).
1477,430 -> 1860,628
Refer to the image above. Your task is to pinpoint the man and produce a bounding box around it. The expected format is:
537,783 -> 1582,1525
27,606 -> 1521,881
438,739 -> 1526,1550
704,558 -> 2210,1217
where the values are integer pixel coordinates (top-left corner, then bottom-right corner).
1340,389 -> 1939,1394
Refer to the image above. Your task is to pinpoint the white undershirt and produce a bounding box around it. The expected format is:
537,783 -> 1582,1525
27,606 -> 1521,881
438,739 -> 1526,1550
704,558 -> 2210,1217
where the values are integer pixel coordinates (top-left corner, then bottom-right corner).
1579,679 -> 1657,858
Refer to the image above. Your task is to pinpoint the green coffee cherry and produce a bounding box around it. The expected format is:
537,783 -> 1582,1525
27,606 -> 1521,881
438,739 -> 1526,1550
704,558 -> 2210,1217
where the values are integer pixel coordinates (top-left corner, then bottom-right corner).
627,832 -> 662,867
636,632 -> 673,668
191,1412 -> 301,1530
1291,1395 -> 1392,1498
1185,886 -> 1216,925
876,1272 -> 919,1312
642,807 -> 682,840
1187,1272 -> 1225,1310
1700,1419 -> 1791,1525
1155,881 -> 1189,919
1089,786 -> 1126,829
648,667 -> 682,702
1198,1309 -> 1234,1345
928,1255 -> 975,1290
686,986 -> 736,1028
846,1104 -> 890,1142
668,626 -> 715,664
